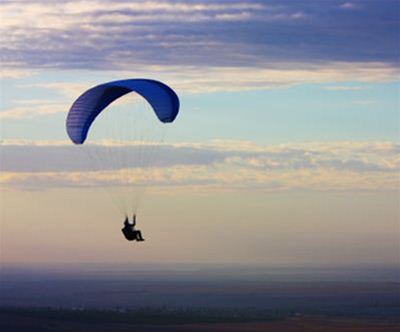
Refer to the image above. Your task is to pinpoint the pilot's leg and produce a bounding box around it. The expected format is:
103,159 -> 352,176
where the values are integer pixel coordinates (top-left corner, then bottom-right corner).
137,231 -> 144,241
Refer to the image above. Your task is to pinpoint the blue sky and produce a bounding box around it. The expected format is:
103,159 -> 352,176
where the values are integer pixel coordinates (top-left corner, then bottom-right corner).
1,75 -> 398,143
0,0 -> 399,266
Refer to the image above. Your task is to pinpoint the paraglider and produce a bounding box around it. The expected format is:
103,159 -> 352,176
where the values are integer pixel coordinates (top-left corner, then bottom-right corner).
66,79 -> 179,144
66,79 -> 180,241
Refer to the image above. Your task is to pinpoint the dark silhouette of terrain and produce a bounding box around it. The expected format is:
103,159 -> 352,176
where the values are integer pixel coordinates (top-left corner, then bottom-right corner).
0,308 -> 399,332
1,265 -> 399,331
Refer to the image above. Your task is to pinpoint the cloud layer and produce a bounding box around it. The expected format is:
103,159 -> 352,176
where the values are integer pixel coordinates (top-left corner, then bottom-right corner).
1,0 -> 399,70
1,140 -> 398,191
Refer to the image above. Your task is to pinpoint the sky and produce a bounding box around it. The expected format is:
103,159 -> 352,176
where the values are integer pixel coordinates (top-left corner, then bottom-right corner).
0,0 -> 399,268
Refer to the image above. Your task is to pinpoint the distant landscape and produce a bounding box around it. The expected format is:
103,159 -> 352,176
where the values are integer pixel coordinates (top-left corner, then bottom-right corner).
1,265 -> 399,331
1,308 -> 400,332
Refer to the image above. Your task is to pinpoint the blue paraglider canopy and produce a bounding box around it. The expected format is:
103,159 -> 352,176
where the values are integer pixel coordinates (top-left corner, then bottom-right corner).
66,79 -> 180,144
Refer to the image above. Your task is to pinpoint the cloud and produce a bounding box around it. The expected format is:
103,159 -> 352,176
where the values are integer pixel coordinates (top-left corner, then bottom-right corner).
0,67 -> 36,79
1,140 -> 398,191
2,62 -> 395,115
27,83 -> 91,99
0,100 -> 68,119
0,141 -> 227,172
159,62 -> 399,93
1,61 -> 396,121
352,99 -> 377,105
322,85 -> 368,91
1,0 -> 398,71
340,2 -> 357,10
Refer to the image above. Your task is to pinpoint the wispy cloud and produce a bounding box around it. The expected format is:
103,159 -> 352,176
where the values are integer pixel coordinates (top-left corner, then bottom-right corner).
352,99 -> 377,106
0,67 -> 37,79
0,100 -> 68,119
1,140 -> 398,191
322,85 -> 368,91
1,62 -> 396,116
340,2 -> 358,10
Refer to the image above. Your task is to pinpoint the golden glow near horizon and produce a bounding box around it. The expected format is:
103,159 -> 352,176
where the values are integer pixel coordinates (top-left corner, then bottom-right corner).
1,187 -> 398,266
